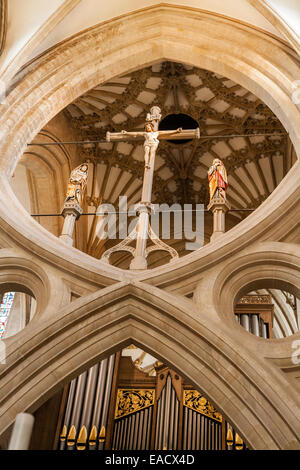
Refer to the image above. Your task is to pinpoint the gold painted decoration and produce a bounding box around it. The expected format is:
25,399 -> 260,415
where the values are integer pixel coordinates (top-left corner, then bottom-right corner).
226,428 -> 234,445
60,424 -> 67,441
183,390 -> 222,422
235,433 -> 244,450
99,426 -> 106,443
67,425 -> 76,446
89,425 -> 97,445
77,426 -> 87,450
238,295 -> 271,304
115,389 -> 155,419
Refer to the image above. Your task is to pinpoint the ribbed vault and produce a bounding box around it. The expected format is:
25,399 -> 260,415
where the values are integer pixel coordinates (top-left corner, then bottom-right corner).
59,60 -> 296,263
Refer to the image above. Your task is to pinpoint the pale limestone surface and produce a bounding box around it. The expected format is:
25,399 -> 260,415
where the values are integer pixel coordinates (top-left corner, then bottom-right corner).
0,5 -> 299,450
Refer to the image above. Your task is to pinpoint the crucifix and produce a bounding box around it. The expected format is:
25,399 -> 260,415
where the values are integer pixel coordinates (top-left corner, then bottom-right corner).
101,106 -> 200,270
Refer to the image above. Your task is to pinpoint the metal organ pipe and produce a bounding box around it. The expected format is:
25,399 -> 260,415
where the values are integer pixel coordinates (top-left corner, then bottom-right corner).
125,415 -> 132,450
129,414 -> 136,449
154,375 -> 180,450
237,313 -> 270,339
59,379 -> 77,450
133,411 -> 140,448
58,356 -> 245,452
146,406 -> 152,450
163,375 -> 172,449
169,387 -> 175,450
67,371 -> 88,449
99,355 -> 115,449
91,358 -> 108,432
112,405 -> 154,450
250,314 -> 260,336
137,410 -> 144,449
182,406 -> 222,450
142,408 -> 148,450
173,398 -> 179,449
79,364 -> 98,434
240,314 -> 250,332
58,355 -> 115,451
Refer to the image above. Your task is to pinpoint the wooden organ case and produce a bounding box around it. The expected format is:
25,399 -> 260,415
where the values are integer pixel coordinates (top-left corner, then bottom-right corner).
53,352 -> 248,451
235,295 -> 274,338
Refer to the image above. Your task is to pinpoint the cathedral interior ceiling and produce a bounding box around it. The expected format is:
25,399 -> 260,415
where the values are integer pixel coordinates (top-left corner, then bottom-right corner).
14,60 -> 297,267
66,60 -> 293,210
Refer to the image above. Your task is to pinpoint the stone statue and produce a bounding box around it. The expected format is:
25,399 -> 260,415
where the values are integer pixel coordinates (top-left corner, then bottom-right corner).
65,163 -> 89,206
208,158 -> 228,201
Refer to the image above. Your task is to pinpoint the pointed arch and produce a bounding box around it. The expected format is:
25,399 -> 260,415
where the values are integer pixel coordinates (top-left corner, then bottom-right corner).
0,281 -> 299,449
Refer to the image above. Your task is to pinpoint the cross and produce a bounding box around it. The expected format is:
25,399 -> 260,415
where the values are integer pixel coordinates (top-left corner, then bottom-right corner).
103,106 -> 200,270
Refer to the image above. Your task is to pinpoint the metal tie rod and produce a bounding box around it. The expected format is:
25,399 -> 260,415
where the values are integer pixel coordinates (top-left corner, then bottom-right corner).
31,209 -> 255,217
27,132 -> 287,146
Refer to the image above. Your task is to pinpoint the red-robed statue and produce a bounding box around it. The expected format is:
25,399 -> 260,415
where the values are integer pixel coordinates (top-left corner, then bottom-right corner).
208,158 -> 228,201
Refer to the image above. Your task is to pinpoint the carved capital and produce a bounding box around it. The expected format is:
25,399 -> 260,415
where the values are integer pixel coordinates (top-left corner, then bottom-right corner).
207,197 -> 231,213
61,201 -> 83,219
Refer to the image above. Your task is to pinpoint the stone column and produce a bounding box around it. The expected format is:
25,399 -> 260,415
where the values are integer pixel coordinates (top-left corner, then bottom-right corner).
59,201 -> 83,246
207,197 -> 231,242
8,413 -> 35,450
129,203 -> 152,271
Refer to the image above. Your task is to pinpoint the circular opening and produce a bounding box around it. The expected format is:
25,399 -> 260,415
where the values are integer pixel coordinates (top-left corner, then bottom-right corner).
159,113 -> 199,144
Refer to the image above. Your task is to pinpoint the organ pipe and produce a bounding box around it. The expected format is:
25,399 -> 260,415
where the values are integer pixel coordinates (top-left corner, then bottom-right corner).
112,406 -> 153,450
58,354 -> 115,451
58,354 -> 247,451
237,313 -> 270,338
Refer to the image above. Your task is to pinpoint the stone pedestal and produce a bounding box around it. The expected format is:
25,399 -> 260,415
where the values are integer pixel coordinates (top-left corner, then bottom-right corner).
129,203 -> 151,271
207,197 -> 231,242
59,201 -> 83,246
129,254 -> 148,270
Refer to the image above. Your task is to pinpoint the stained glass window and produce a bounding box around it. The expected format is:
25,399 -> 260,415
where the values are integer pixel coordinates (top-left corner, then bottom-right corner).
0,292 -> 15,338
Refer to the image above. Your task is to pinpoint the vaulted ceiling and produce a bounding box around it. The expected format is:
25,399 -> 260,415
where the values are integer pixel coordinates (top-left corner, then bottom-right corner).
55,60 -> 296,265
66,61 -> 295,210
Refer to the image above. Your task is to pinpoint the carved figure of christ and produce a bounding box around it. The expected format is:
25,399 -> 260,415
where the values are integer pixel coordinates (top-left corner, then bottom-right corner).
107,124 -> 200,203
106,118 -> 200,269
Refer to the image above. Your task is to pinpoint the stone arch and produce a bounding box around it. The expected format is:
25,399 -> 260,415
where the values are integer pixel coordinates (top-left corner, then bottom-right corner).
1,5 -> 300,178
0,249 -> 71,319
0,251 -> 50,316
213,242 -> 300,326
0,5 -> 299,451
0,281 -> 299,449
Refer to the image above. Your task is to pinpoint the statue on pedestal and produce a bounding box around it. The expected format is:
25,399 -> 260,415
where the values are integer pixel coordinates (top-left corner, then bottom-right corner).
60,163 -> 89,246
65,163 -> 89,207
208,158 -> 228,201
